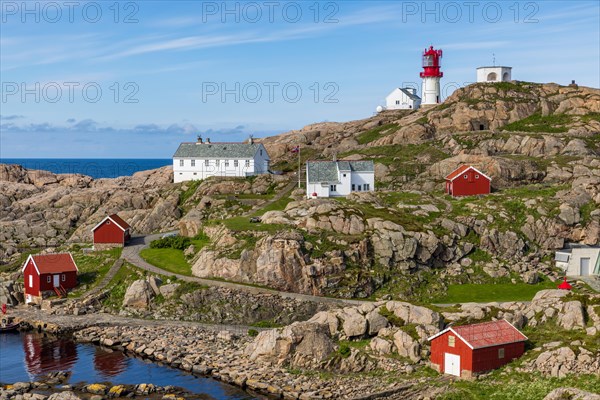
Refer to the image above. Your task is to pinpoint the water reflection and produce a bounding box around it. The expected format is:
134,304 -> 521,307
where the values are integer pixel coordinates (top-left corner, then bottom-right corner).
94,347 -> 129,378
0,332 -> 258,399
23,333 -> 78,376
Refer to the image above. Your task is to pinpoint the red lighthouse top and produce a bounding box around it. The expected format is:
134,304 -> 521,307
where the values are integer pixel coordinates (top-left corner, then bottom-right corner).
420,46 -> 443,78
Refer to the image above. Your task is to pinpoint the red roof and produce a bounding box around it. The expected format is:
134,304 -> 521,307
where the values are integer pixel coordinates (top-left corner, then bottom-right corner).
108,214 -> 131,230
25,253 -> 78,274
429,319 -> 527,349
92,214 -> 131,232
445,165 -> 492,182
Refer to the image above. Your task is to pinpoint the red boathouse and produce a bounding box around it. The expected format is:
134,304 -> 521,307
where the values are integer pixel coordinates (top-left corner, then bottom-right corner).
428,319 -> 527,378
445,165 -> 491,197
92,214 -> 131,250
22,253 -> 79,304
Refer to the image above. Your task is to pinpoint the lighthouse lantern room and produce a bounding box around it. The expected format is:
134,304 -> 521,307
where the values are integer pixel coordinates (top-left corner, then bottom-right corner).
420,46 -> 443,105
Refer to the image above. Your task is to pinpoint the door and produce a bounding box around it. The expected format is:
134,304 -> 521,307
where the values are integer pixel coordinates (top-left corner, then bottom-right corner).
444,353 -> 461,377
580,258 -> 590,276
53,275 -> 60,287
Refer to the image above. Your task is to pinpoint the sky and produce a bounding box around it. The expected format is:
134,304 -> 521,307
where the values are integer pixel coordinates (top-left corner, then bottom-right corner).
1,0 -> 599,158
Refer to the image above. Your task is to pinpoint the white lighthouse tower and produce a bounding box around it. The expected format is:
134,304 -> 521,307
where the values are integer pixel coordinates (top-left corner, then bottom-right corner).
419,46 -> 443,106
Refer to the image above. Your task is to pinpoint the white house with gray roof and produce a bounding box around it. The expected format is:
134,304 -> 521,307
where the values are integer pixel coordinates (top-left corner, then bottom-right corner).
172,137 -> 270,183
306,160 -> 374,198
385,87 -> 421,110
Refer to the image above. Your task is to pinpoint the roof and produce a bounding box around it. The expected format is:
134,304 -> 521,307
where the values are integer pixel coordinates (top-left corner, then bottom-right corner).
92,214 -> 131,233
445,165 -> 492,182
428,319 -> 527,350
400,88 -> 421,101
477,66 -> 512,69
306,160 -> 374,184
173,142 -> 267,159
554,252 -> 571,262
22,253 -> 78,274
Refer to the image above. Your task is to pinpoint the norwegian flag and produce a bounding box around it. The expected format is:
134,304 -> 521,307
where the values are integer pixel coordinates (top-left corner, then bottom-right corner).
290,146 -> 300,153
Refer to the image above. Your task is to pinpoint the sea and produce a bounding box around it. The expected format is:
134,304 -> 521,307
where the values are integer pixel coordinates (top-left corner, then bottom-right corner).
0,158 -> 172,179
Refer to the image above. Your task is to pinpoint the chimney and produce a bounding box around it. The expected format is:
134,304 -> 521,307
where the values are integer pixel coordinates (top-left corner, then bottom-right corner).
206,137 -> 211,144
569,80 -> 578,88
249,135 -> 254,144
197,135 -> 203,144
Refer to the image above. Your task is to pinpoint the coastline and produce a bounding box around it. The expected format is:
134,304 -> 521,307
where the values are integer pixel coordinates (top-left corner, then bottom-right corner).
8,309 -> 436,400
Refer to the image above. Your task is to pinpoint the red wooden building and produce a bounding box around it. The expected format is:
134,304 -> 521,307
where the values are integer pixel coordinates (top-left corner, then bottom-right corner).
445,165 -> 491,197
92,214 -> 131,249
428,319 -> 527,378
22,253 -> 79,304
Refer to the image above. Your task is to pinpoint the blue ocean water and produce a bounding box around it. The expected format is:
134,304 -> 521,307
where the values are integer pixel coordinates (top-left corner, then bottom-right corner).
0,158 -> 172,179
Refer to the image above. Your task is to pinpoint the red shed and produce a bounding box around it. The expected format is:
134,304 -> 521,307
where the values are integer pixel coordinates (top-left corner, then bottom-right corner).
428,319 -> 527,378
445,165 -> 491,197
22,253 -> 79,304
92,214 -> 131,249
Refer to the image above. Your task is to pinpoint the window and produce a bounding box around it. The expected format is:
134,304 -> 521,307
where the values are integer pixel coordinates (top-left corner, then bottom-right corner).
352,184 -> 355,191
396,100 -> 400,105
448,335 -> 455,347
205,160 -> 209,166
498,348 -> 505,359
463,174 -> 468,179
29,275 -> 32,288
193,172 -> 197,175
343,174 -> 346,177
260,150 -> 263,156
61,274 -> 65,282
475,174 -> 479,179
179,173 -> 182,175
364,184 -> 370,191
245,160 -> 250,167
216,160 -> 220,167
191,160 -> 196,167
47,276 -> 51,283
179,159 -> 184,167
357,185 -> 362,191
225,160 -> 230,167
330,185 -> 337,192
234,160 -> 239,167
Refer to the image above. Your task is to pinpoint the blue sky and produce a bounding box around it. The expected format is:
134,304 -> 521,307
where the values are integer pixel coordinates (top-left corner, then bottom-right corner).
1,0 -> 599,158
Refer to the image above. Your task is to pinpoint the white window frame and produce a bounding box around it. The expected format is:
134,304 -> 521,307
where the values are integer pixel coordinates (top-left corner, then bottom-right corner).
61,274 -> 66,282
475,174 -> 479,179
47,276 -> 51,283
205,160 -> 210,166
179,159 -> 184,167
225,160 -> 230,167
216,160 -> 220,167
463,174 -> 468,179
234,160 -> 239,167
448,335 -> 455,347
191,160 -> 196,167
364,183 -> 370,191
245,160 -> 250,167
29,274 -> 33,288
330,184 -> 337,192
498,348 -> 505,359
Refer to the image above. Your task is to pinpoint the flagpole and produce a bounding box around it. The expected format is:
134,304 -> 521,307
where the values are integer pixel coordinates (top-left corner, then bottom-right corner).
297,146 -> 301,189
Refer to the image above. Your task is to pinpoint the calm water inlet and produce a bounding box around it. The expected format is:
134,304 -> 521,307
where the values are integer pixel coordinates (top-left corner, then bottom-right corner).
0,332 -> 257,400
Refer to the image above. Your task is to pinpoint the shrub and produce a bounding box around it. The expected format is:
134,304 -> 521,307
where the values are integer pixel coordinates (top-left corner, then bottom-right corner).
379,306 -> 405,327
248,329 -> 259,337
338,343 -> 351,358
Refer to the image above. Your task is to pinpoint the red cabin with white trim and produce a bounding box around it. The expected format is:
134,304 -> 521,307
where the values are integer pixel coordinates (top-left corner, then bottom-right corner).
92,214 -> 131,249
445,165 -> 491,197
22,253 -> 79,304
428,319 -> 527,378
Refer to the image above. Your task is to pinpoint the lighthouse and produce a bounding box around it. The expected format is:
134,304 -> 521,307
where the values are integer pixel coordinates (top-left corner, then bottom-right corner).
420,46 -> 443,106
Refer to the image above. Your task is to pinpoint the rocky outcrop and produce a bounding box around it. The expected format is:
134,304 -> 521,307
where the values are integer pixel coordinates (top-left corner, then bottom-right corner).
122,279 -> 155,309
543,388 -> 600,400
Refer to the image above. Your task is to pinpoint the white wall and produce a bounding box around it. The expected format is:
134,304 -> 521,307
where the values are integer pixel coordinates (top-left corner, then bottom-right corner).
306,169 -> 374,198
565,249 -> 600,276
351,171 -> 375,192
253,144 -> 270,174
477,67 -> 512,83
306,182 -> 330,198
385,88 -> 420,110
422,77 -> 440,105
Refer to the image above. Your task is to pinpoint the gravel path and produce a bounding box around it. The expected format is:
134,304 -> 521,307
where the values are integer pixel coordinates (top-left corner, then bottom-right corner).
121,233 -> 368,307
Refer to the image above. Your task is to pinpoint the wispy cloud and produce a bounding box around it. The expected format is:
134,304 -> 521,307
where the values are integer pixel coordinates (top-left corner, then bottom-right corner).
0,115 -> 24,121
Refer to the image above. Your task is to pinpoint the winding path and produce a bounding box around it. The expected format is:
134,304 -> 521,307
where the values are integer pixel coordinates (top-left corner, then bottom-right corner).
121,233 -> 368,307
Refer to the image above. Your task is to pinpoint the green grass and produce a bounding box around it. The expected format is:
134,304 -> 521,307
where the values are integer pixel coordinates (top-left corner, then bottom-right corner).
140,248 -> 192,276
221,216 -> 289,233
251,194 -> 294,217
440,371 -> 600,400
431,280 -> 557,303
71,248 -> 122,296
501,113 -> 574,133
356,123 -> 399,145
102,262 -> 144,309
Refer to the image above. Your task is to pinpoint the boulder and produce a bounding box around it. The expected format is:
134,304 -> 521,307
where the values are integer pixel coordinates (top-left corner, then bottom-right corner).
557,301 -> 586,330
543,388 -> 600,400
393,330 -> 421,362
366,309 -> 389,335
369,337 -> 393,355
339,307 -> 368,338
123,279 -> 155,309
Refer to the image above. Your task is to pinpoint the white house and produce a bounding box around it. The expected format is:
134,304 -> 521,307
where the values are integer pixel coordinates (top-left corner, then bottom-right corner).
173,137 -> 270,183
476,66 -> 512,83
385,87 -> 421,110
306,160 -> 374,198
555,246 -> 600,276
